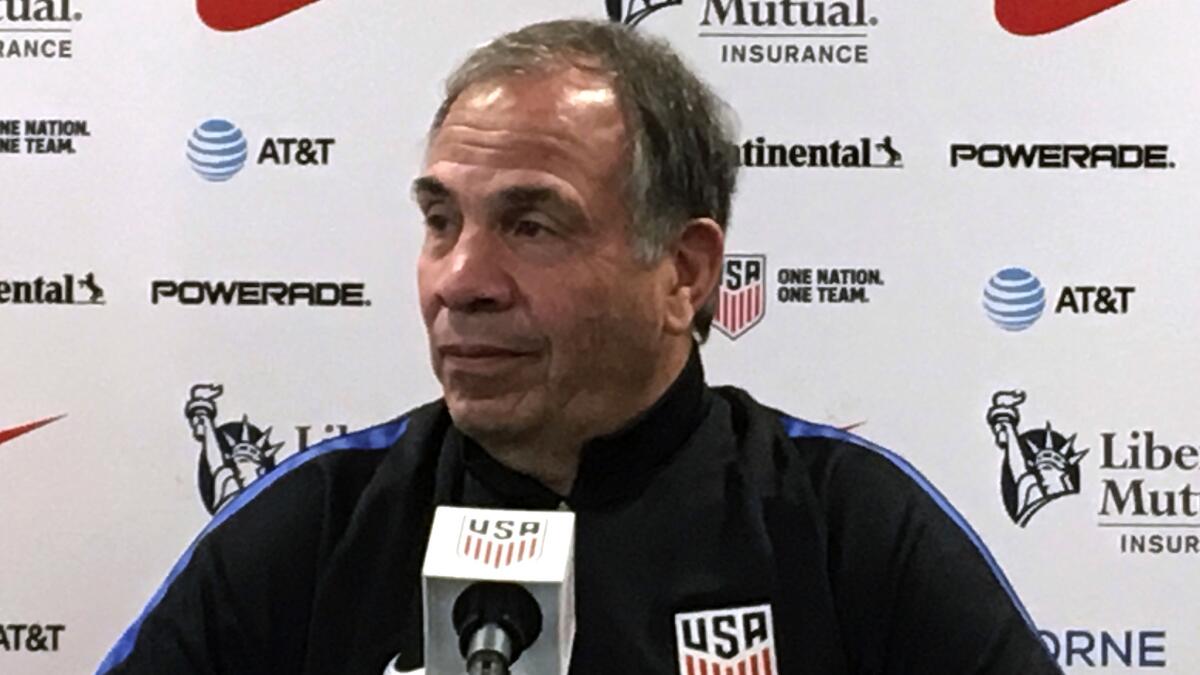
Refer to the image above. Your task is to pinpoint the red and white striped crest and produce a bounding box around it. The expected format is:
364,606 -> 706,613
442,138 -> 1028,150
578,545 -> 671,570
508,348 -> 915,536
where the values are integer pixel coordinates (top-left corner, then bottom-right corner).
457,516 -> 546,569
675,604 -> 778,675
714,255 -> 767,340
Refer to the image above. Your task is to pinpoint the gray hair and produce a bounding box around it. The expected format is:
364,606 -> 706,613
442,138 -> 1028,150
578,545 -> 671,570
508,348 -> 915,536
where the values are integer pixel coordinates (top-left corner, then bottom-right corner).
429,19 -> 739,342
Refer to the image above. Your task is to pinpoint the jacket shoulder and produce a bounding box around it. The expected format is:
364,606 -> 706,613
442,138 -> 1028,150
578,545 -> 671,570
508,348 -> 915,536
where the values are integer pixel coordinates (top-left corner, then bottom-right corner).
715,387 -> 1052,672
96,401 -> 446,674
712,385 -> 882,476
219,399 -> 447,543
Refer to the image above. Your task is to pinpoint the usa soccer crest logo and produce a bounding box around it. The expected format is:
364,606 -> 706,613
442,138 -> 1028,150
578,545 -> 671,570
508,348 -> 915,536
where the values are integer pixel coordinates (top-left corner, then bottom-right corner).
458,516 -> 547,569
714,254 -> 767,340
675,604 -> 778,675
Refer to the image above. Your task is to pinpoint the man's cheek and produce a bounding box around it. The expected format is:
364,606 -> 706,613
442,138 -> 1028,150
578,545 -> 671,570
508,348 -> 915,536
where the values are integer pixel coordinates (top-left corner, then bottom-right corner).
415,287 -> 434,326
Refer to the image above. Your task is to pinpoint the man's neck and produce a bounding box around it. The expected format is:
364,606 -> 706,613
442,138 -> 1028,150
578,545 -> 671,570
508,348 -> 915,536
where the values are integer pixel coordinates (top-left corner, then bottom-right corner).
476,340 -> 692,496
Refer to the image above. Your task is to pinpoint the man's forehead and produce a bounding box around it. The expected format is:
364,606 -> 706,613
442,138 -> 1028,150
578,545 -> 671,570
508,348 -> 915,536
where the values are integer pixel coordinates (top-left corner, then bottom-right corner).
442,67 -> 623,137
422,67 -> 630,207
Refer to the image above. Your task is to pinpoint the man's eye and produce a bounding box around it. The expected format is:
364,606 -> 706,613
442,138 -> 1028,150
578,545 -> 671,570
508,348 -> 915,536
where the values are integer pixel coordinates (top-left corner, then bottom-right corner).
513,220 -> 543,237
508,215 -> 554,238
424,212 -> 451,232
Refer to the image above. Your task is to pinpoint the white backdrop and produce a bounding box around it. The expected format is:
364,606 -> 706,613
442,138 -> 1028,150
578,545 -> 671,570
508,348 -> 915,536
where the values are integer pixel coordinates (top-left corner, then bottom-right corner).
1,0 -> 1197,672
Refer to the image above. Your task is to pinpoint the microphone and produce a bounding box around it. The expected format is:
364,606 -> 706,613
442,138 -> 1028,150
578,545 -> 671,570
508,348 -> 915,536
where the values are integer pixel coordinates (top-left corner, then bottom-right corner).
421,506 -> 576,675
453,582 -> 542,674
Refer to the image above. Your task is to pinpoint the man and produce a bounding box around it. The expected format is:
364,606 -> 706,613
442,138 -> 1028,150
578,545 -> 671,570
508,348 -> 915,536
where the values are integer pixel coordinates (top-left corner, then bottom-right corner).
99,19 -> 1061,674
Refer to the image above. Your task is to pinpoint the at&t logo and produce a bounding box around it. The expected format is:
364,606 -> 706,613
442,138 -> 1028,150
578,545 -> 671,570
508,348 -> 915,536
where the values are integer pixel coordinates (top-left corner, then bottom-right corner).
982,266 -> 1134,332
187,119 -> 248,182
186,117 -> 335,182
982,267 -> 1045,332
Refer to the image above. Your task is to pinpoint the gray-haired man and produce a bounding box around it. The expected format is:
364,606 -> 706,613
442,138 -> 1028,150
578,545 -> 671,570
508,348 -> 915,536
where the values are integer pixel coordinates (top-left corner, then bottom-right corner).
100,19 -> 1061,675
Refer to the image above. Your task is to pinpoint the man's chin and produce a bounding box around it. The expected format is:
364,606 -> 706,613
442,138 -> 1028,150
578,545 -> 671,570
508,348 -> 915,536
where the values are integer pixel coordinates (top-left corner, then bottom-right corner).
444,395 -> 537,444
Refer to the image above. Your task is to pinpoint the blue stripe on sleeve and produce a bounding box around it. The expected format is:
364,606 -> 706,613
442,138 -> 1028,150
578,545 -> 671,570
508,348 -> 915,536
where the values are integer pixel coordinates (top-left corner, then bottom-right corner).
96,416 -> 410,674
780,415 -> 1037,630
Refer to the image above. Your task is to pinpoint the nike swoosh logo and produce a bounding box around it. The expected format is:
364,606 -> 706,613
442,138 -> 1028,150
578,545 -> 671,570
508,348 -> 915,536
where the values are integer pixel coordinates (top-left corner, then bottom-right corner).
197,0 -> 323,31
996,0 -> 1131,35
0,414 -> 66,447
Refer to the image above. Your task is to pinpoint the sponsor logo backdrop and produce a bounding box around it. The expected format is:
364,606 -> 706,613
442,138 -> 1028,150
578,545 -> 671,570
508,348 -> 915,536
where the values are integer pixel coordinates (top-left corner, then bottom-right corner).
1,0 -> 1197,671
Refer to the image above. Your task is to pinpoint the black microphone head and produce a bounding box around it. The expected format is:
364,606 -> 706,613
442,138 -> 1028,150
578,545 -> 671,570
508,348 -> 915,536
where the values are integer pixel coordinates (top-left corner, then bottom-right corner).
452,581 -> 544,662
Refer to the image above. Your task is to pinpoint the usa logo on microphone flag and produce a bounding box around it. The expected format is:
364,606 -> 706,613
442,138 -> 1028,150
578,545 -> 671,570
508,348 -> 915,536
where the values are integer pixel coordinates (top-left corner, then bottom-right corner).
714,254 -> 767,340
675,604 -> 778,675
457,515 -> 547,569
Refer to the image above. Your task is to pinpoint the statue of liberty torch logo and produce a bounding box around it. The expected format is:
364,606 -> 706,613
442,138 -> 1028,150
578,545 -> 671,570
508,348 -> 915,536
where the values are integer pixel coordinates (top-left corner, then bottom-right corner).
186,384 -> 283,514
987,390 -> 1088,526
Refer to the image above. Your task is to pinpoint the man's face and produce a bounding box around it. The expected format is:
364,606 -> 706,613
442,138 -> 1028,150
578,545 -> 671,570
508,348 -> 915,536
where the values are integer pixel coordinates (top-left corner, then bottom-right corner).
415,67 -> 675,446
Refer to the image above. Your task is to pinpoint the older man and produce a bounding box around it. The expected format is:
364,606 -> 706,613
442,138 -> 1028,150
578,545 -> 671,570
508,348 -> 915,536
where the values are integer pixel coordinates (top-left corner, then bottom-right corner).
99,19 -> 1060,675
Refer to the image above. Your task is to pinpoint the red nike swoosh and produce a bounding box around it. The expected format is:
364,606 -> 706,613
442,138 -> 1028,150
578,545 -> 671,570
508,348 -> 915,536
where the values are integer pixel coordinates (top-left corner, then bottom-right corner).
996,0 -> 1131,35
197,0 -> 323,31
0,414 -> 66,447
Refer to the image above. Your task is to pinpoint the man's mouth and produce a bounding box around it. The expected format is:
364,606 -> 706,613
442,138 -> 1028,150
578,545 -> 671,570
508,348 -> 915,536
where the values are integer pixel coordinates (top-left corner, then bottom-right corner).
437,344 -> 541,375
439,344 -> 533,359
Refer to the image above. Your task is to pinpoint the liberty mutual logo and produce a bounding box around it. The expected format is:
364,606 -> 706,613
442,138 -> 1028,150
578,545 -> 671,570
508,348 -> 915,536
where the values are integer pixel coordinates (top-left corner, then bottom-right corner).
608,1 -> 880,66
607,0 -> 682,26
987,391 -> 1087,526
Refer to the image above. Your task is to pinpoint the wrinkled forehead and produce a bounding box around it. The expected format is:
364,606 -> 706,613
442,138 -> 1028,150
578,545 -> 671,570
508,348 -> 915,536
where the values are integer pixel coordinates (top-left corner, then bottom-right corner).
436,54 -> 616,127
434,67 -> 624,151
422,68 -> 633,216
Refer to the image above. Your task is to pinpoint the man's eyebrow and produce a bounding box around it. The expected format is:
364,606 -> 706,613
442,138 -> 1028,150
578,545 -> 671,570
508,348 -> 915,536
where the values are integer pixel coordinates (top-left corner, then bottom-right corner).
411,176 -> 450,202
492,185 -> 586,222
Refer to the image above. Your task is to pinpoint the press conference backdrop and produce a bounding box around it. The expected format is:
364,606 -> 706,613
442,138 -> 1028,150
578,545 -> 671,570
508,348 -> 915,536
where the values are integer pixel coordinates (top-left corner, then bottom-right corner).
1,0 -> 1196,672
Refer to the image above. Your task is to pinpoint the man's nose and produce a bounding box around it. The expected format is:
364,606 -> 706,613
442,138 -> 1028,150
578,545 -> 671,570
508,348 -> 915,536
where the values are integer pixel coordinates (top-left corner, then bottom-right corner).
435,225 -> 515,313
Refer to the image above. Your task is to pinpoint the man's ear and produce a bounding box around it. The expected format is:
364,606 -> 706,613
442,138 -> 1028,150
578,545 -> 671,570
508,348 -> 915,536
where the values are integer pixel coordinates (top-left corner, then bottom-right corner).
664,217 -> 725,336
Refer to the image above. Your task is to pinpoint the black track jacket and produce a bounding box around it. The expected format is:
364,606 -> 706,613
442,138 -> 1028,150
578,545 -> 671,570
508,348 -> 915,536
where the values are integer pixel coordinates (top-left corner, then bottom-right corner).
98,353 -> 1061,674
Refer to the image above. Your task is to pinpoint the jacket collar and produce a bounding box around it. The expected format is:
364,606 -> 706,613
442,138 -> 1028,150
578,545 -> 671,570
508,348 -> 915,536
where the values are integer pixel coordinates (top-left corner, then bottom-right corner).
435,346 -> 708,510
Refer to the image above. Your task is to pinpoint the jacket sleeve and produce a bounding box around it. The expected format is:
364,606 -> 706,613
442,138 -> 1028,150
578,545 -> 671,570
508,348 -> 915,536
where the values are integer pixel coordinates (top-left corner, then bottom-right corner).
818,440 -> 1063,675
96,463 -> 326,675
